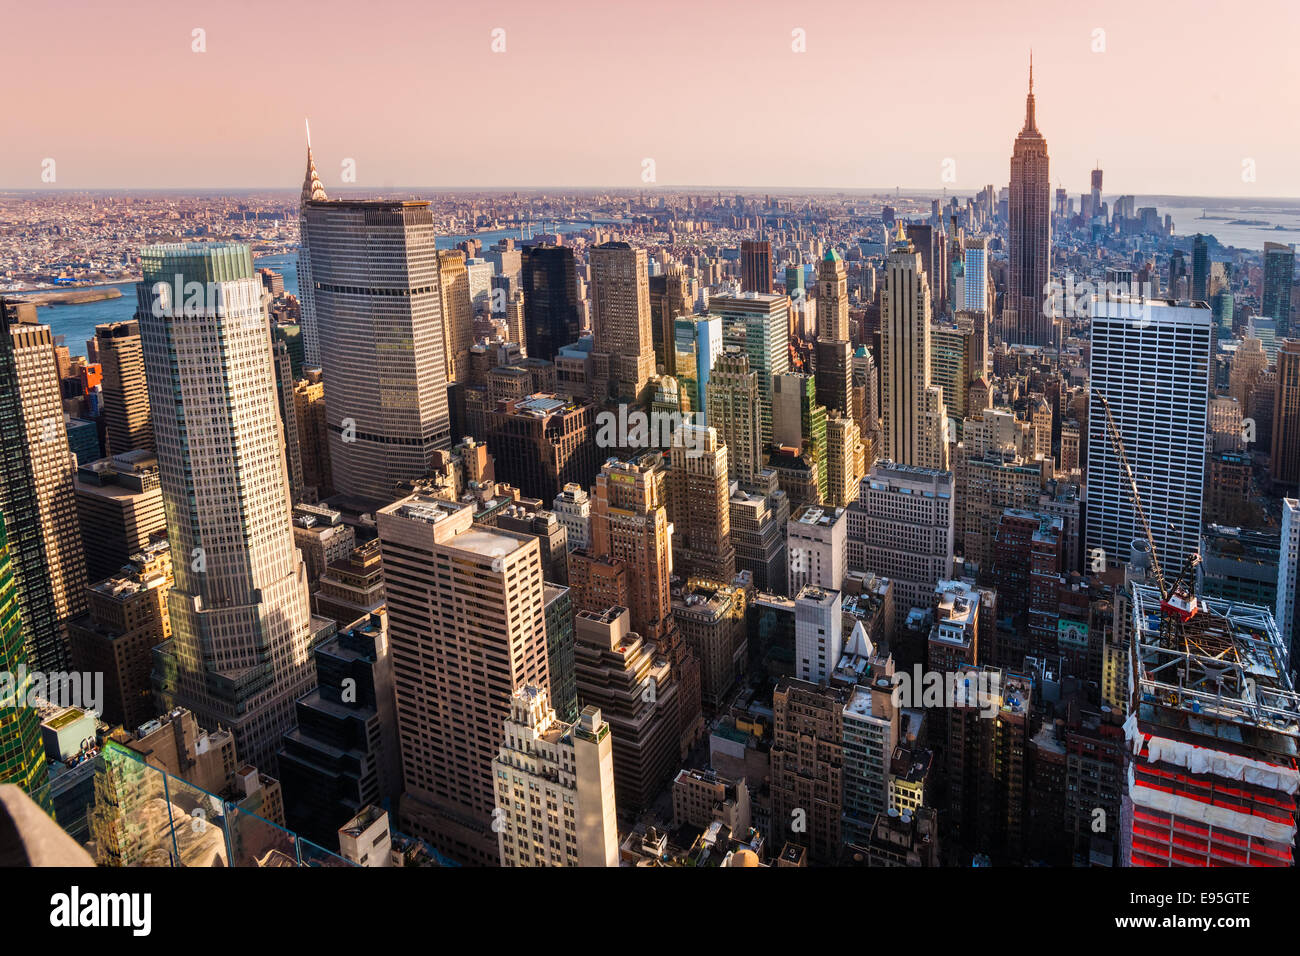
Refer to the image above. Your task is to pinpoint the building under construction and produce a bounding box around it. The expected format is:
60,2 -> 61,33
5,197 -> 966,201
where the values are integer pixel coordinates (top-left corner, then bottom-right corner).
1122,584 -> 1300,866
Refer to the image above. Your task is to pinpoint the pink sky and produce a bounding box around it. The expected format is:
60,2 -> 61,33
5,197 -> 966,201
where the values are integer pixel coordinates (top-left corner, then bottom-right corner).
3,0 -> 1298,196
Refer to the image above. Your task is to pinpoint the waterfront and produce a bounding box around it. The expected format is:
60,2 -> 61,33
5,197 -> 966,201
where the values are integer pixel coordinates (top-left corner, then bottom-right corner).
22,222 -> 596,357
1149,200 -> 1300,251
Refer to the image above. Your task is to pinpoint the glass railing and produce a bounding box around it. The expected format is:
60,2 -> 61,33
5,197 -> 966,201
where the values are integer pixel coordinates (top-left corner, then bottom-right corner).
29,741 -> 354,867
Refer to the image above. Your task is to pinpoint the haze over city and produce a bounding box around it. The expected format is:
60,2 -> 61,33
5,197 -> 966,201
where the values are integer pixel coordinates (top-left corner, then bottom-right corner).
3,0 -> 1299,195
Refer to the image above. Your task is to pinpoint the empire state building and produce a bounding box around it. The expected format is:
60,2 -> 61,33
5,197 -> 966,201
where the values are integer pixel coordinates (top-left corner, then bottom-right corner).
1004,57 -> 1054,347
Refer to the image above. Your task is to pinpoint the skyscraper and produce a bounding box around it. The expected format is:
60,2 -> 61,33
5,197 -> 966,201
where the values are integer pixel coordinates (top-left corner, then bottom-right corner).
706,348 -> 762,488
293,368 -> 333,501
880,227 -> 948,471
773,372 -> 828,502
1004,58 -> 1053,346
711,292 -> 791,449
437,249 -> 474,383
669,424 -> 735,583
1086,296 -> 1211,576
95,320 -> 153,455
1270,339 -> 1300,492
277,611 -> 402,851
905,224 -> 937,308
590,242 -> 655,403
1191,233 -> 1209,303
1263,242 -> 1296,337
588,455 -> 703,750
786,503 -> 847,595
672,314 -> 722,420
572,605 -> 681,812
67,539 -> 172,731
0,509 -> 45,799
0,298 -> 88,671
1278,499 -> 1300,659
1123,588 -> 1299,867
960,238 -> 991,318
825,415 -> 864,509
815,337 -> 853,421
522,245 -> 583,363
649,265 -> 694,375
302,199 -> 451,502
140,244 -> 325,774
817,249 -> 850,341
590,456 -> 673,639
377,493 -> 551,865
846,462 -> 955,642
741,239 -> 773,294
794,584 -> 842,684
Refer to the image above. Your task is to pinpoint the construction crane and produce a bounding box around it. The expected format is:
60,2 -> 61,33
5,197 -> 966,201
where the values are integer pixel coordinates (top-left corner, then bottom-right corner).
1092,387 -> 1201,634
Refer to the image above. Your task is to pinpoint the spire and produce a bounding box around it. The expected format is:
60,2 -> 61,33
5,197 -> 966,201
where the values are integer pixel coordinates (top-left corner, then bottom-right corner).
301,119 -> 327,204
1022,51 -> 1037,133
846,620 -> 874,660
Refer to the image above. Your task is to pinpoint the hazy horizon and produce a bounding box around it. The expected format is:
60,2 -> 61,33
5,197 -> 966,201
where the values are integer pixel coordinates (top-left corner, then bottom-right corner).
4,0 -> 1298,196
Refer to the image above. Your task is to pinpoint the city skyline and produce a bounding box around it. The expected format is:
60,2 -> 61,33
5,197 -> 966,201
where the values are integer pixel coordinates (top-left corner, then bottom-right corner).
3,0 -> 1299,196
3,0 -> 1300,886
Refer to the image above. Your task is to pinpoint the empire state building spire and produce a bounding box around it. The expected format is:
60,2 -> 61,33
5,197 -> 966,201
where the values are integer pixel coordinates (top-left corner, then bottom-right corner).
301,118 -> 327,204
1022,52 -> 1038,134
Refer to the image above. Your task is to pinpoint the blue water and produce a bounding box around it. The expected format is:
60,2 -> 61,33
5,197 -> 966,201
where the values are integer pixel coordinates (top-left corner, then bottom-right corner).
29,222 -> 596,357
1151,202 -> 1300,252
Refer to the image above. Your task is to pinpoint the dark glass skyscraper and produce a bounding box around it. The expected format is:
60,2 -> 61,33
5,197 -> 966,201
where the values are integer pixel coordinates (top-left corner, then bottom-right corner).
0,509 -> 45,801
522,245 -> 582,362
1264,241 -> 1296,336
741,239 -> 773,294
0,298 -> 87,672
1192,233 -> 1209,302
278,613 -> 401,851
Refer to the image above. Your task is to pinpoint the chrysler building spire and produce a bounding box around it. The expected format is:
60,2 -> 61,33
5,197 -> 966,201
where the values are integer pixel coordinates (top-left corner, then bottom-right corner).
301,119 -> 327,204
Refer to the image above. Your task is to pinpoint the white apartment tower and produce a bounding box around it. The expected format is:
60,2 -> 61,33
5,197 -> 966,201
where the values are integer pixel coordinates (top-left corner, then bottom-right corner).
794,584 -> 842,684
787,503 -> 847,595
553,482 -> 592,553
139,243 -> 324,773
1086,297 -> 1211,576
494,684 -> 619,867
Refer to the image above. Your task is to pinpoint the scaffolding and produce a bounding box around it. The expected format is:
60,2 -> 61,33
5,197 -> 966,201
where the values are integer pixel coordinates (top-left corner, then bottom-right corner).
1129,585 -> 1300,749
1125,586 -> 1300,866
